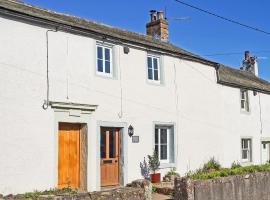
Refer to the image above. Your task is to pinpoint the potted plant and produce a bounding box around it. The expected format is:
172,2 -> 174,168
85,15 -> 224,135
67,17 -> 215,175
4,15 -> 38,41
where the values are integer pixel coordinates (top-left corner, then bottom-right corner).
148,150 -> 160,183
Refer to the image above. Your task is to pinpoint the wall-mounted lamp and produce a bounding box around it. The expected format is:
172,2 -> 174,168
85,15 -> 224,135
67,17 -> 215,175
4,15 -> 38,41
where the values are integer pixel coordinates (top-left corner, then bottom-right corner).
128,125 -> 134,137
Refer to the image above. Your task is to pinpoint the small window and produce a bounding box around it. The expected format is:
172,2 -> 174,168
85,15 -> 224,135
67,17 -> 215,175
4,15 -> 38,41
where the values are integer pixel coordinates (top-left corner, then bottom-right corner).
154,126 -> 174,164
147,55 -> 160,83
240,90 -> 249,112
241,138 -> 252,162
96,44 -> 113,77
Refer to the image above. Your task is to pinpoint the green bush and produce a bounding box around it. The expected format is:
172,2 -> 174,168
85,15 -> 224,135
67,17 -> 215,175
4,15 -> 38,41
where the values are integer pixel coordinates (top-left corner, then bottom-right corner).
188,163 -> 270,180
148,150 -> 160,174
166,167 -> 180,177
23,188 -> 77,199
202,157 -> 221,172
231,161 -> 242,169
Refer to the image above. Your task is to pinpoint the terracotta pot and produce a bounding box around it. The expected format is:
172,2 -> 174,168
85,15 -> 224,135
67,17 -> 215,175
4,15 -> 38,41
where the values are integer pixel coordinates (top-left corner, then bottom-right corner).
150,173 -> 161,183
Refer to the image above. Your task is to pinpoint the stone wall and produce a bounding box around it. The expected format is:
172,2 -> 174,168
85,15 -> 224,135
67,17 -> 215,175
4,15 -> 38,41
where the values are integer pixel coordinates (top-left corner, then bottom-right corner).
174,171 -> 270,200
1,180 -> 152,200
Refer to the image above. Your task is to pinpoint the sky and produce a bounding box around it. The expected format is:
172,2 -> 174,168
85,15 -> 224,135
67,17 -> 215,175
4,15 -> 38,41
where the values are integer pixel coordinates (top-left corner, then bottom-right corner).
23,0 -> 270,81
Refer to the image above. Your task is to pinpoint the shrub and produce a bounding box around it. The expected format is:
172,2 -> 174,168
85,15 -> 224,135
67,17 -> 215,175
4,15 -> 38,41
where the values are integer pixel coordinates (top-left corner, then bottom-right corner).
166,167 -> 180,177
202,157 -> 221,172
148,150 -> 160,174
231,161 -> 242,169
188,163 -> 270,180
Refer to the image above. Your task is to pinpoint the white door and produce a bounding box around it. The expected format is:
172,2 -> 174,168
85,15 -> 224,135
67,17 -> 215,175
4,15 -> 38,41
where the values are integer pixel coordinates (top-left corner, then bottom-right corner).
261,142 -> 270,164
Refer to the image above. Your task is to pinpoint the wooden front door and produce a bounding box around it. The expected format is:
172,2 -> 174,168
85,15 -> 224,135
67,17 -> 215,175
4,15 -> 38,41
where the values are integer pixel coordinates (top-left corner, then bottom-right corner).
58,123 -> 81,189
100,128 -> 121,187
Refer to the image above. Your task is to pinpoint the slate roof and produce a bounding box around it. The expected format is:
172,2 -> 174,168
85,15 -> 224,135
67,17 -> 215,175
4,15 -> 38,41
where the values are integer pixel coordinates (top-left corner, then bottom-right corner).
0,0 -> 269,94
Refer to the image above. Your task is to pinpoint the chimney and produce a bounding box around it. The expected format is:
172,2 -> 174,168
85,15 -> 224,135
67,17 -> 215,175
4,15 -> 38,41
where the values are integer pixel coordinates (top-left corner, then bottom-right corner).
241,50 -> 259,76
146,10 -> 169,42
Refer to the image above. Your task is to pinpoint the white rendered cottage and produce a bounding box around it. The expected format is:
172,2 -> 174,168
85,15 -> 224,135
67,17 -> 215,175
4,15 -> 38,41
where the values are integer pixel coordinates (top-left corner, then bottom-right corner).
0,0 -> 270,195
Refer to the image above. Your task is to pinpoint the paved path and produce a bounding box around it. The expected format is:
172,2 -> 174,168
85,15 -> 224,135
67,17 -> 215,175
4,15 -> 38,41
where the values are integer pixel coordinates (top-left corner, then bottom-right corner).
152,193 -> 173,200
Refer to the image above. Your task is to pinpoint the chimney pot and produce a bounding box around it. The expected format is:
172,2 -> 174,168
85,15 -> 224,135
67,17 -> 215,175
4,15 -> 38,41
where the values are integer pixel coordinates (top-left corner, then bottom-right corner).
245,51 -> 250,60
157,11 -> 164,20
150,10 -> 157,22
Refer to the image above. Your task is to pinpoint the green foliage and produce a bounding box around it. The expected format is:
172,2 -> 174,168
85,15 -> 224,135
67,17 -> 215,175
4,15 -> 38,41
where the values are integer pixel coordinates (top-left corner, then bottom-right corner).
152,186 -> 157,193
148,150 -> 160,174
23,188 -> 77,199
166,167 -> 180,177
188,163 -> 270,180
231,161 -> 242,169
202,157 -> 221,172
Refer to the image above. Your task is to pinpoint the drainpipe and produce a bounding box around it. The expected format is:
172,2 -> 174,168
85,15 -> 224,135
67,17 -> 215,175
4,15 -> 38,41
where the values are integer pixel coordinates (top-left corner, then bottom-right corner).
43,28 -> 58,110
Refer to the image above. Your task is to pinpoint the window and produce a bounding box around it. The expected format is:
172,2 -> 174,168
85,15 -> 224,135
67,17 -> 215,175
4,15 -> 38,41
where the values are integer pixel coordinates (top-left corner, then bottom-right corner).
154,126 -> 174,164
241,138 -> 252,162
97,44 -> 113,77
147,55 -> 160,82
240,90 -> 249,112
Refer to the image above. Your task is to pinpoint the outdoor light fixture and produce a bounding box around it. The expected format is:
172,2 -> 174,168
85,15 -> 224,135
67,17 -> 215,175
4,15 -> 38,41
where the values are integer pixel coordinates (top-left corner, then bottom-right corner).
128,125 -> 134,137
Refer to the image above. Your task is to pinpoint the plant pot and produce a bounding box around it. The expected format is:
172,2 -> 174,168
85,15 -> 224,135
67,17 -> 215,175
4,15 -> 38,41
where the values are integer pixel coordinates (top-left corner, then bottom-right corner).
150,173 -> 161,183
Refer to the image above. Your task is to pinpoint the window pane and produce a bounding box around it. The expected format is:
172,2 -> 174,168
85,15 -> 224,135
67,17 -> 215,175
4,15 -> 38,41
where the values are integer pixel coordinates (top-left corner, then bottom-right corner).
97,46 -> 103,59
242,150 -> 247,159
98,59 -> 103,72
100,129 -> 106,158
154,69 -> 159,81
105,61 -> 110,73
241,91 -> 245,99
148,69 -> 153,80
148,57 -> 152,69
153,58 -> 158,70
160,129 -> 167,144
105,48 -> 110,61
155,129 -> 159,144
160,145 -> 167,160
155,145 -> 159,156
109,131 -> 116,158
241,100 -> 245,109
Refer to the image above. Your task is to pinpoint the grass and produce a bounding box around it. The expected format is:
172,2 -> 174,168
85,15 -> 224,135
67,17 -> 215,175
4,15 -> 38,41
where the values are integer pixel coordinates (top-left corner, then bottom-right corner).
23,188 -> 77,199
187,163 -> 270,180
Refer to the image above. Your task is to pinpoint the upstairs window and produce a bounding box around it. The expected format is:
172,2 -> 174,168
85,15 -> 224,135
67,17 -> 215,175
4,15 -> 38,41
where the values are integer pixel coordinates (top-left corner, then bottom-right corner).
147,55 -> 160,83
240,90 -> 249,112
97,44 -> 113,77
241,138 -> 252,162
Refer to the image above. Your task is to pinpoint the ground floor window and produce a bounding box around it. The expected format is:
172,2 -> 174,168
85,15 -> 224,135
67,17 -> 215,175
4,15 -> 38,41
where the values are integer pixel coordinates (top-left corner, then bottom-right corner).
154,125 -> 175,164
241,138 -> 252,162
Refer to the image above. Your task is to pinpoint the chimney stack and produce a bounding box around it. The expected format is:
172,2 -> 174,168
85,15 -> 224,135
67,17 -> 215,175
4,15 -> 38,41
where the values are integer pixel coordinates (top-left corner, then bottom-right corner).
146,10 -> 169,42
241,50 -> 259,76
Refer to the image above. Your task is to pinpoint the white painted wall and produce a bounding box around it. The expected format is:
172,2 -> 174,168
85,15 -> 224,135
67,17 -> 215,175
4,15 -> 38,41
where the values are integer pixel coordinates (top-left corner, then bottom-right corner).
0,15 -> 270,195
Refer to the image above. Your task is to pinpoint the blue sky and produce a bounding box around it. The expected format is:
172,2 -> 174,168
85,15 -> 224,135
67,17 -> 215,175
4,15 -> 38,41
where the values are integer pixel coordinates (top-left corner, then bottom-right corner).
23,0 -> 270,81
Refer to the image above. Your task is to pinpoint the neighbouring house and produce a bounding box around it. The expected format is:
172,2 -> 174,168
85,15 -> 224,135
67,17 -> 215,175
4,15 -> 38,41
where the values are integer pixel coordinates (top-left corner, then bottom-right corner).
0,0 -> 270,195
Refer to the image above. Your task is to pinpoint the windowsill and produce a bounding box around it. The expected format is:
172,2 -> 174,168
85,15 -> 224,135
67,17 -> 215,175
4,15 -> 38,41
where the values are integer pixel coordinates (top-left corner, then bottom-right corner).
96,72 -> 114,79
147,79 -> 163,86
240,109 -> 251,115
159,162 -> 176,169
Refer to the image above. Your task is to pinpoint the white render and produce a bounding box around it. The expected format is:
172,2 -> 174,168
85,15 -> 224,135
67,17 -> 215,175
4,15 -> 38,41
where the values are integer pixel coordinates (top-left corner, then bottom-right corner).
0,14 -> 270,195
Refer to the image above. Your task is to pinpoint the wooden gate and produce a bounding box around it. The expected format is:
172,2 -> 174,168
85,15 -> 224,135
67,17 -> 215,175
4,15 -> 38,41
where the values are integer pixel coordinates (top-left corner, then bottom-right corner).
100,128 -> 121,187
58,123 -> 81,189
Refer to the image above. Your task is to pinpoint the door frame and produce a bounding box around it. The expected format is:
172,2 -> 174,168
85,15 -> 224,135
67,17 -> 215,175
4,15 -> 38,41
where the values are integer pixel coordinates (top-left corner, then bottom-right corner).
261,137 -> 270,164
96,121 -> 128,190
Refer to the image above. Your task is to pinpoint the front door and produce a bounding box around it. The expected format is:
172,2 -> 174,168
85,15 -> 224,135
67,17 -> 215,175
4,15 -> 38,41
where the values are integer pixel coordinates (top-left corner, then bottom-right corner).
58,123 -> 81,189
262,142 -> 270,164
100,128 -> 121,187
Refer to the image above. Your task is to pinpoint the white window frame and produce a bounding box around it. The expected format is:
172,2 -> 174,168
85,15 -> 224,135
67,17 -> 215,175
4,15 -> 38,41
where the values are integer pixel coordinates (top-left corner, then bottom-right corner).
240,89 -> 249,112
96,44 -> 113,78
241,138 -> 252,163
155,127 -> 170,163
147,54 -> 161,84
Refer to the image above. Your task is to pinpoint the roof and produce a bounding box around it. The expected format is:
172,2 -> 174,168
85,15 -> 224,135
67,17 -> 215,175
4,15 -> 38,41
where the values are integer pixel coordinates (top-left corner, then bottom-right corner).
0,0 -> 270,94
217,65 -> 270,94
